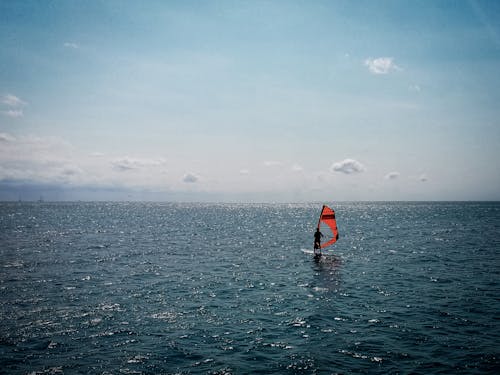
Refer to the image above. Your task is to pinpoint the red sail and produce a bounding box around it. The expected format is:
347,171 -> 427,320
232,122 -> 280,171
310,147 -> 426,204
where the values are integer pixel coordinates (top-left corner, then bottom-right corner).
317,205 -> 339,249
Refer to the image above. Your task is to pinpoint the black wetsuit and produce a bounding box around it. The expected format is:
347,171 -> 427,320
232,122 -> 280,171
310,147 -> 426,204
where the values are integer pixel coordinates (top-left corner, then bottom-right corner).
314,230 -> 323,250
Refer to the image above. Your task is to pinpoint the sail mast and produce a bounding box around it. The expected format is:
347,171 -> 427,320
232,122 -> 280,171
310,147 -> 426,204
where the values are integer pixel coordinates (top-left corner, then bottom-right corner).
317,205 -> 325,229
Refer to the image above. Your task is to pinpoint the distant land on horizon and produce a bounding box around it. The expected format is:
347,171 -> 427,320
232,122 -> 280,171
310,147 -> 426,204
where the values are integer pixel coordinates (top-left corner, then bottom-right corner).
1,183 -> 498,204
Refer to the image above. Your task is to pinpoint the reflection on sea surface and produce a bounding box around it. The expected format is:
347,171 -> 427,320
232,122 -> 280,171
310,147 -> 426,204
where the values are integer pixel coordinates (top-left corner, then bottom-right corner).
1,202 -> 499,373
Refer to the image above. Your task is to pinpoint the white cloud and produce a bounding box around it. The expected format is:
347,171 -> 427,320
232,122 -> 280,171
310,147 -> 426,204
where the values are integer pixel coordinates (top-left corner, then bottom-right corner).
364,57 -> 400,74
1,94 -> 26,107
182,173 -> 199,183
331,159 -> 365,174
63,42 -> 79,49
1,109 -> 24,118
111,156 -> 166,171
419,174 -> 428,182
291,163 -> 303,172
1,94 -> 26,117
385,171 -> 400,180
239,169 -> 250,175
0,133 -> 16,142
0,133 -> 80,184
0,134 -> 73,161
409,84 -> 421,92
0,133 -> 174,193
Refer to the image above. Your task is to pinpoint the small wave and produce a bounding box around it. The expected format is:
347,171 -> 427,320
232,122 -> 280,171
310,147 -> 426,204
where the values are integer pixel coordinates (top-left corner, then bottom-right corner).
118,368 -> 143,375
193,358 -> 214,367
99,303 -> 122,311
127,355 -> 149,364
263,341 -> 294,349
27,367 -> 63,375
150,311 -> 181,322
289,317 -> 307,327
274,311 -> 288,316
47,341 -> 58,349
87,244 -> 109,250
312,286 -> 328,292
90,318 -> 102,325
340,349 -> 368,360
3,260 -> 24,268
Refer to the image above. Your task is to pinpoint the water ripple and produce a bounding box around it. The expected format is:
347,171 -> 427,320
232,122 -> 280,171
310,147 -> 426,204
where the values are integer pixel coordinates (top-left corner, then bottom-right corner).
1,202 -> 499,373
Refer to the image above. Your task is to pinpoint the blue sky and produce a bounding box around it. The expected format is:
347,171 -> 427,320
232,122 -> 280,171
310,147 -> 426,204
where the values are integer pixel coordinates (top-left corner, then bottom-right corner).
1,0 -> 499,201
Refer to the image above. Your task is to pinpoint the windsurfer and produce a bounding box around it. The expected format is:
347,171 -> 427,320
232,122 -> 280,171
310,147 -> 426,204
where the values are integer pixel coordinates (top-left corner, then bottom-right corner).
314,228 -> 324,258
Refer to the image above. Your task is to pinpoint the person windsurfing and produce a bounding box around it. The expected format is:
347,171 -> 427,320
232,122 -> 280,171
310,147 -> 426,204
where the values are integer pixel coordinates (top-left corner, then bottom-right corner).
313,227 -> 324,259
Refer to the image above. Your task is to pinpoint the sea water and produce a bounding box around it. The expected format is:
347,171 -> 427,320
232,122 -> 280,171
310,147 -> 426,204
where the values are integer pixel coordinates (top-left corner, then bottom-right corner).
1,202 -> 499,374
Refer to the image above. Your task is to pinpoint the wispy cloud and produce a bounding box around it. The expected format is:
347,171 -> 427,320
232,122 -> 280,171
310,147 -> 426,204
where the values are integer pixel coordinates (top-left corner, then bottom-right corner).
419,174 -> 428,182
0,133 -> 172,190
409,84 -> 421,92
111,157 -> 166,171
1,94 -> 26,107
0,133 -> 16,142
1,94 -> 26,117
63,42 -> 79,49
364,57 -> 400,74
291,163 -> 303,172
182,173 -> 199,183
331,159 -> 365,174
0,133 -> 79,184
1,109 -> 24,118
384,171 -> 400,180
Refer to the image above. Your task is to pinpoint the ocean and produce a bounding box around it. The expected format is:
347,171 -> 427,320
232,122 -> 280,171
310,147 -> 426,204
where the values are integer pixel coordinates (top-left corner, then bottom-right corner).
1,202 -> 499,374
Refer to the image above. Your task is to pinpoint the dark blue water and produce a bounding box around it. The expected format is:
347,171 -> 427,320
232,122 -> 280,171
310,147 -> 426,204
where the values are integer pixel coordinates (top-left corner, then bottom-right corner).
1,202 -> 499,374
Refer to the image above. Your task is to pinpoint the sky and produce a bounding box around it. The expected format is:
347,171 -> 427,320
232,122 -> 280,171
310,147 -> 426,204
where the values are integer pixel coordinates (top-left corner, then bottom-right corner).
1,0 -> 500,202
